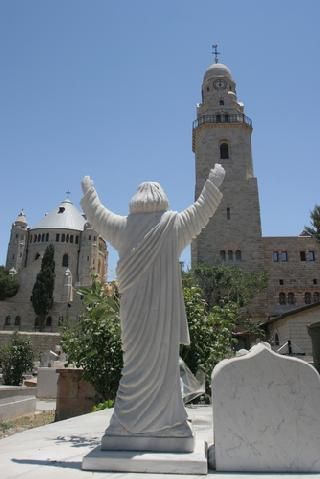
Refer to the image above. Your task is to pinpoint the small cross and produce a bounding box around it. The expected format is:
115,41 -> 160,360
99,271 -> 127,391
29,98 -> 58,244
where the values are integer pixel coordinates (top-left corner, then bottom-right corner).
212,44 -> 220,64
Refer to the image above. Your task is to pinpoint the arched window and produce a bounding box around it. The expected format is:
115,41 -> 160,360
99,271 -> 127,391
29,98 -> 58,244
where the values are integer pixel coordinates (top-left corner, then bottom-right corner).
58,315 -> 64,326
62,254 -> 69,267
279,293 -> 286,305
220,142 -> 229,159
37,234 -> 41,242
287,292 -> 295,305
305,292 -> 312,304
235,250 -> 242,262
61,234 -> 65,242
220,250 -> 226,261
274,332 -> 280,346
313,292 -> 320,303
14,315 -> 21,327
228,250 -> 233,261
4,315 -> 11,326
46,316 -> 52,327
45,233 -> 49,241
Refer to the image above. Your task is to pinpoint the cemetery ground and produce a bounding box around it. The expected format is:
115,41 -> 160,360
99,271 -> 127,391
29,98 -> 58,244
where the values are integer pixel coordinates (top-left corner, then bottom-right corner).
0,398 -> 56,439
0,409 -> 55,439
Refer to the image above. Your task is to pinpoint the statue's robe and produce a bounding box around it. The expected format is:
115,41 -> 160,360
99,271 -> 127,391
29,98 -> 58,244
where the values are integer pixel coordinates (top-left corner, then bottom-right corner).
81,178 -> 222,436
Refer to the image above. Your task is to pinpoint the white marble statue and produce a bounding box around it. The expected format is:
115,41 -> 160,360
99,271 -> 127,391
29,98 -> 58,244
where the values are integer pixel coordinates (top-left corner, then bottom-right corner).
81,164 -> 225,449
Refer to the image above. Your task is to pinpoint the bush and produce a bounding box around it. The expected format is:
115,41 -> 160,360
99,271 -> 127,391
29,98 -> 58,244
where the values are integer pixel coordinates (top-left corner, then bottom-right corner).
61,279 -> 122,401
0,332 -> 34,385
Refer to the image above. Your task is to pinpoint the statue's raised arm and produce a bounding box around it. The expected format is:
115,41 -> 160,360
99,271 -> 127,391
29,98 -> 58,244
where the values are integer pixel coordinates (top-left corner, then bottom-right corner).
80,176 -> 127,249
176,164 -> 225,253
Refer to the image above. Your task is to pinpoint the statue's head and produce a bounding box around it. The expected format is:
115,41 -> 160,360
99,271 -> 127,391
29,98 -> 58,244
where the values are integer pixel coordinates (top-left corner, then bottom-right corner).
129,181 -> 169,214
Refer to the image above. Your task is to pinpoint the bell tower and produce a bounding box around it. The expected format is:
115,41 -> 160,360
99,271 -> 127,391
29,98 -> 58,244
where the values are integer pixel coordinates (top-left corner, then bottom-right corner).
6,210 -> 29,273
191,56 -> 263,272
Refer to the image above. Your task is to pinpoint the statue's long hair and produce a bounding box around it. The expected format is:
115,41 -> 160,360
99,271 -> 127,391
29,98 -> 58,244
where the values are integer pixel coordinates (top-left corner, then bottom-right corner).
129,182 -> 169,214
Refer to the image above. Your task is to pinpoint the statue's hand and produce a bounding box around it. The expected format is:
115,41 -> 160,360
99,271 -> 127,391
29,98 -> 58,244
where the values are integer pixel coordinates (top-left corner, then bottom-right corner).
209,164 -> 225,188
81,176 -> 94,195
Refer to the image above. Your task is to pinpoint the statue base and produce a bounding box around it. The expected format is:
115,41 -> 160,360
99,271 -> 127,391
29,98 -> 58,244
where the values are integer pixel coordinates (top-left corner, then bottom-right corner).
82,437 -> 207,475
101,431 -> 194,452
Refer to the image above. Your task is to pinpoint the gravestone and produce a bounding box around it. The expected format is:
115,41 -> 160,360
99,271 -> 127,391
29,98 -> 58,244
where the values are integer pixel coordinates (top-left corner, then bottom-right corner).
211,342 -> 320,472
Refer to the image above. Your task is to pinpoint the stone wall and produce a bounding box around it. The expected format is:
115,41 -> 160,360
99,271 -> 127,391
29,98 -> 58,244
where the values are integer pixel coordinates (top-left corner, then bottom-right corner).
0,331 -> 61,358
263,236 -> 320,316
0,294 -> 84,332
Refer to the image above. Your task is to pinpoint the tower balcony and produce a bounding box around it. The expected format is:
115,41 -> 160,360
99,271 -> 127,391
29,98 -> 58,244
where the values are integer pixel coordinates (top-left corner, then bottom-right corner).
192,112 -> 252,151
193,112 -> 252,129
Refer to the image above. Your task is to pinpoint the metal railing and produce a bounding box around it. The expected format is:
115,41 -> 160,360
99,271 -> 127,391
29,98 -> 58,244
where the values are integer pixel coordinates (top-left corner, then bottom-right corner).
193,113 -> 252,129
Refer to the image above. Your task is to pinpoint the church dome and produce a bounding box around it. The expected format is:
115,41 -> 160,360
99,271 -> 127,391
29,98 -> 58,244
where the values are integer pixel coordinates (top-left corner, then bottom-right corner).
33,198 -> 86,231
204,62 -> 232,80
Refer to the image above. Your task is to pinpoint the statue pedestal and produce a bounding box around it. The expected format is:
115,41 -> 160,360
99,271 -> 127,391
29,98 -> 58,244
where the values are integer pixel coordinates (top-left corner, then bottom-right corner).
82,438 -> 207,474
101,431 -> 194,452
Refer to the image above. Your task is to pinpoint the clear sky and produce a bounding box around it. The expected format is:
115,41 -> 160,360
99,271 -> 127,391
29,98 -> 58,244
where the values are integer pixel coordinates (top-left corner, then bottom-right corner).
1,0 -> 320,278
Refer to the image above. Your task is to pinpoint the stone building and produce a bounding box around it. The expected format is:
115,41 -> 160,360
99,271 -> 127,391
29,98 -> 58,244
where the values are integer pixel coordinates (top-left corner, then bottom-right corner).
191,60 -> 320,328
2,197 -> 108,332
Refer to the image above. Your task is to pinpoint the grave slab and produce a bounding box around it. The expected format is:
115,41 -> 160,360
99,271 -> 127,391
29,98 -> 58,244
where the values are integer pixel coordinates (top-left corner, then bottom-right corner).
212,343 -> 320,473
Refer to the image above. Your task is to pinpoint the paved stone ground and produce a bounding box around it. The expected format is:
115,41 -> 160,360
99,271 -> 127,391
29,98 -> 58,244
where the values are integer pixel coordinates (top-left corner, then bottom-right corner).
0,406 -> 319,478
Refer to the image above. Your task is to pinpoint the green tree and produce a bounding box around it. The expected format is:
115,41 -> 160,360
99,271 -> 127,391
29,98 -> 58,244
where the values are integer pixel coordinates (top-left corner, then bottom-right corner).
31,245 -> 55,331
190,263 -> 267,310
0,266 -> 19,300
0,332 -> 34,385
180,288 -> 239,392
304,204 -> 320,242
61,278 -> 122,401
181,265 -> 266,394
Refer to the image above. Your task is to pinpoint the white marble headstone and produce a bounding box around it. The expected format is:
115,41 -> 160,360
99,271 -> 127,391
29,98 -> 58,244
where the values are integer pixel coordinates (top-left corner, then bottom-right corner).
211,343 -> 320,472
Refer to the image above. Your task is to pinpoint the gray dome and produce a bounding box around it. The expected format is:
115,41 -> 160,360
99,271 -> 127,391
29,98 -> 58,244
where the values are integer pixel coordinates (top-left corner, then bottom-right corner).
33,198 -> 86,231
204,62 -> 232,80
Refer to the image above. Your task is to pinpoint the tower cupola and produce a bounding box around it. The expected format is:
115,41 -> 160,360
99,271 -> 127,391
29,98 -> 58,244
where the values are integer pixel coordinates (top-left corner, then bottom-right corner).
14,209 -> 27,228
201,62 -> 237,108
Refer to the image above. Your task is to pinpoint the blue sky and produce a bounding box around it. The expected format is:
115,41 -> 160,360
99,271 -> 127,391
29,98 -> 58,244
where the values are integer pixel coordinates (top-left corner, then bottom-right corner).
1,1 -> 320,278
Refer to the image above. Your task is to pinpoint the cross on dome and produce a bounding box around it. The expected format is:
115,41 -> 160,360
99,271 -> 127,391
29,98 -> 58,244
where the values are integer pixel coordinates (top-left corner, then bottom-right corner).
211,44 -> 220,64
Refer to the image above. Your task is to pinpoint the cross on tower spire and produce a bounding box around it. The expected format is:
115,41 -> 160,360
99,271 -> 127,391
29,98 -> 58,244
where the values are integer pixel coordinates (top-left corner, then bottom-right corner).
211,44 -> 220,64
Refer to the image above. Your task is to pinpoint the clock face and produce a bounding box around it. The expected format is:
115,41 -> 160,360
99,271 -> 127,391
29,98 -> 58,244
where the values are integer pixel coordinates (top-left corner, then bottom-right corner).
213,79 -> 227,90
